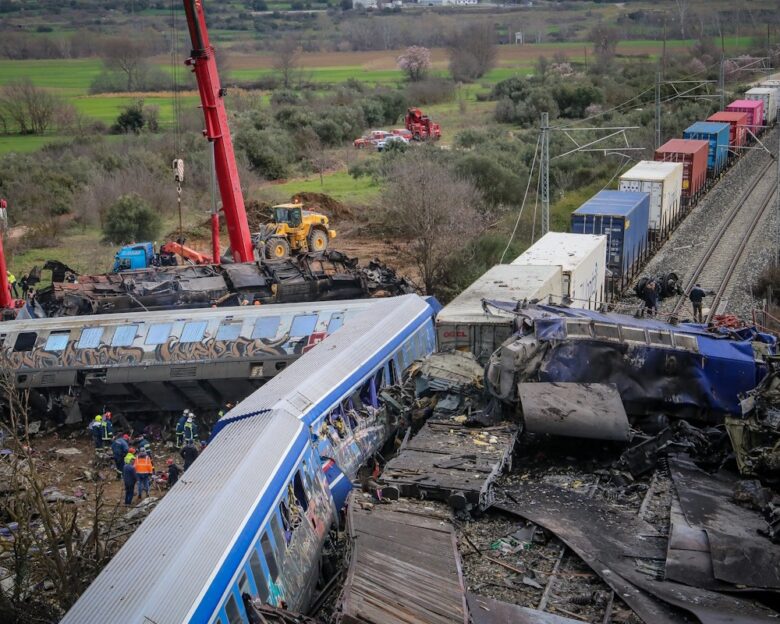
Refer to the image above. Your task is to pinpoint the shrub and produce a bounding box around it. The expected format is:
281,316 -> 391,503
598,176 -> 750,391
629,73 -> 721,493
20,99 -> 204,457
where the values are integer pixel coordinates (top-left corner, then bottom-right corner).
405,78 -> 455,106
235,127 -> 296,180
102,193 -> 162,244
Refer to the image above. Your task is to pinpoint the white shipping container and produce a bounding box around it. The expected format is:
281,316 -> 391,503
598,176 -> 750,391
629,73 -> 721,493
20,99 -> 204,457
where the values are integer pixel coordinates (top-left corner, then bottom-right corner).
436,264 -> 562,359
747,87 -> 778,124
618,161 -> 683,232
511,232 -> 606,309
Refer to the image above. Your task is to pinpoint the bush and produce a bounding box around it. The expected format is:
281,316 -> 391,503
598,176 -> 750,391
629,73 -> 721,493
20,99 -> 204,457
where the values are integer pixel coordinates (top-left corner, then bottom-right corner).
236,127 -> 296,179
102,194 -> 162,244
405,78 -> 455,106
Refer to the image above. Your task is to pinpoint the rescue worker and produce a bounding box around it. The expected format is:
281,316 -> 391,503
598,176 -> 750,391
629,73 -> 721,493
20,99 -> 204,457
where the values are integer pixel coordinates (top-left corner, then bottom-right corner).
122,458 -> 137,506
135,450 -> 154,499
124,446 -> 137,466
180,440 -> 199,471
167,458 -> 180,488
183,414 -> 199,446
134,432 -> 151,455
89,415 -> 105,449
111,433 -> 130,474
688,283 -> 712,324
643,280 -> 658,317
101,412 -> 113,446
175,410 -> 189,448
7,271 -> 18,298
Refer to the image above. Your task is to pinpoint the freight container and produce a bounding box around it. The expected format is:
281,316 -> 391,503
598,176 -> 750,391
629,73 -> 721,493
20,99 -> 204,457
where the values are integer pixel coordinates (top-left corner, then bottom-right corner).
654,139 -> 708,206
511,232 -> 607,309
571,191 -> 650,278
759,81 -> 780,116
706,111 -> 748,152
436,264 -> 562,360
726,100 -> 763,136
683,122 -> 730,176
745,87 -> 777,125
618,160 -> 683,235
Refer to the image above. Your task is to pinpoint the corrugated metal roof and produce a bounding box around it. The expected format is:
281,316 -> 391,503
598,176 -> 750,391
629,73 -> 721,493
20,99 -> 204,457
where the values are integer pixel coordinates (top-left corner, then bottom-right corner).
685,121 -> 731,134
656,138 -> 709,154
222,294 -> 432,427
437,265 -> 560,324
575,190 -> 647,217
619,160 -> 683,182
62,413 -> 304,624
511,232 -> 606,271
728,99 -> 762,107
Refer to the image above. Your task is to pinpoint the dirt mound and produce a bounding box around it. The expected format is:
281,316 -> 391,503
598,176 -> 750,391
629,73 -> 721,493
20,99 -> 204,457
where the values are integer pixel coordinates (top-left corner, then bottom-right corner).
292,192 -> 353,219
245,199 -> 275,231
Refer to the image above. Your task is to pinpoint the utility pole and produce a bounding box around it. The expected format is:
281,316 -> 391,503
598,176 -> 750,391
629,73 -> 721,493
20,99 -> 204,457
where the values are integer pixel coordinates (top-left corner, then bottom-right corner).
655,72 -> 662,150
719,57 -> 725,111
541,112 -> 550,236
776,132 -> 780,265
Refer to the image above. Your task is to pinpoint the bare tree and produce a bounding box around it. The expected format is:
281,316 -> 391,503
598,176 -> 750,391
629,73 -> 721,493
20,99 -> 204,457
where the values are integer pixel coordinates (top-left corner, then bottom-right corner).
272,36 -> 302,90
397,46 -> 431,82
447,23 -> 497,83
674,0 -> 689,38
589,23 -> 621,66
0,80 -> 63,135
380,152 -> 487,296
101,37 -> 149,91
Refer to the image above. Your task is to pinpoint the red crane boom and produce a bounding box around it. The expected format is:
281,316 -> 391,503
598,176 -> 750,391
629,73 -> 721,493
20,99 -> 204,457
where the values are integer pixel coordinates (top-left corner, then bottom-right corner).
182,0 -> 254,263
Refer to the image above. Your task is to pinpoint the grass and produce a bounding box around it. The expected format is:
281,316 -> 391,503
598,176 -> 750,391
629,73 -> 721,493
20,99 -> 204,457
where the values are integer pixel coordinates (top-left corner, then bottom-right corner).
0,59 -> 104,95
72,94 -> 199,125
0,134 -> 71,155
261,170 -> 380,204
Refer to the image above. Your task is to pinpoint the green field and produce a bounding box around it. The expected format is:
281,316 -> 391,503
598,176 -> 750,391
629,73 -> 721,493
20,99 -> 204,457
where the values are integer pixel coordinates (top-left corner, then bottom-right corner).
0,59 -> 104,95
264,170 -> 380,204
72,94 -> 199,124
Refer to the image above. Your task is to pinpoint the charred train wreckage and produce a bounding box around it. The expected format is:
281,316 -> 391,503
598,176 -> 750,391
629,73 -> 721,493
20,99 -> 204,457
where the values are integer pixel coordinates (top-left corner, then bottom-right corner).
33,252 -> 412,318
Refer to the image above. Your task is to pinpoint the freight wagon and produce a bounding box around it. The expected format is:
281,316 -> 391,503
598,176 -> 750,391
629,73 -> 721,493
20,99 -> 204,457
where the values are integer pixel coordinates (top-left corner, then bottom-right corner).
683,122 -> 730,177
745,87 -> 777,125
436,264 -> 562,361
706,111 -> 748,155
618,161 -> 683,238
511,232 -> 606,309
726,100 -> 763,137
570,191 -> 650,285
654,139 -> 708,206
758,81 -> 780,117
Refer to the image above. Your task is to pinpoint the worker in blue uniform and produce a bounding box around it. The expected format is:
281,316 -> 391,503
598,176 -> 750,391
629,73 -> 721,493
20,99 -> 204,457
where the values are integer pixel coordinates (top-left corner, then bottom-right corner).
122,458 -> 137,506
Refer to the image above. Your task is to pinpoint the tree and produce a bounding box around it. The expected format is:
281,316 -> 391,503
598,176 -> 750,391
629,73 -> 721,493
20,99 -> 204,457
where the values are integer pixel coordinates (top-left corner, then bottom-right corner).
590,23 -> 620,66
102,194 -> 162,244
380,151 -> 486,296
447,23 -> 497,82
674,0 -> 689,38
397,46 -> 431,82
272,36 -> 302,89
0,79 -> 62,135
101,37 -> 148,91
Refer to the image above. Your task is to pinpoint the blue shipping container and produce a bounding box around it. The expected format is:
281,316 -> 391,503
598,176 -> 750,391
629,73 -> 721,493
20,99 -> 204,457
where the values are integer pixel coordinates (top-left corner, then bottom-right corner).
571,190 -> 650,276
683,122 -> 730,176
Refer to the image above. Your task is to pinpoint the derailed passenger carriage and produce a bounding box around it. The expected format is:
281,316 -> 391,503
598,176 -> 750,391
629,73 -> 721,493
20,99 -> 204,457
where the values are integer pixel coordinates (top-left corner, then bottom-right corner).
485,303 -> 776,422
0,299 -> 375,419
62,294 -> 437,624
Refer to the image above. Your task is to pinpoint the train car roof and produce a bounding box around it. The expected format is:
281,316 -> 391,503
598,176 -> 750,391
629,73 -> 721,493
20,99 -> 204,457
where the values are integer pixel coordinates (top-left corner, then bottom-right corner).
218,294 -> 435,432
62,412 -> 306,624
0,298 -> 377,333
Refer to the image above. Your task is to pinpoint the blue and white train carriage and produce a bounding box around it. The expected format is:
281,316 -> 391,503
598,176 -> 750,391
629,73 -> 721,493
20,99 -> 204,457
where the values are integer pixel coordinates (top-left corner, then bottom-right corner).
62,294 -> 437,624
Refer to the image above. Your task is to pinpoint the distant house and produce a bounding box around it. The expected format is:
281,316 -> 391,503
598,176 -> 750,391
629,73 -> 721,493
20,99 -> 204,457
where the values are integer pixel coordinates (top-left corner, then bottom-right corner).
353,0 -> 378,7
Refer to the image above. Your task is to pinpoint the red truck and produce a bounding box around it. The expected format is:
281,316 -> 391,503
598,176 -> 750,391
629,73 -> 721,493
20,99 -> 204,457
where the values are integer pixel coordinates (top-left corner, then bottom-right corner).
405,107 -> 441,141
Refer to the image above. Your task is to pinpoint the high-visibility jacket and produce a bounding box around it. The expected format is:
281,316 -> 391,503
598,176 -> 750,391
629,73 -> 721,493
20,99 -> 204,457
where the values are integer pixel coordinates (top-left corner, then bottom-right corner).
7,272 -> 15,285
101,420 -> 113,441
124,451 -> 136,465
135,456 -> 154,475
183,421 -> 198,441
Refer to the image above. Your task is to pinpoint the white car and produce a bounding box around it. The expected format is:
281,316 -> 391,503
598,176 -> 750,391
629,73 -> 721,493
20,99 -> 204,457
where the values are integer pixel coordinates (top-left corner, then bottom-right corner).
376,135 -> 409,151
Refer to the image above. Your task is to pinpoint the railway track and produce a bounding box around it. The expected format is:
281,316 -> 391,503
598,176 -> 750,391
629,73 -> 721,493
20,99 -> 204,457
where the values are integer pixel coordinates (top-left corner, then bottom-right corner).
669,155 -> 777,322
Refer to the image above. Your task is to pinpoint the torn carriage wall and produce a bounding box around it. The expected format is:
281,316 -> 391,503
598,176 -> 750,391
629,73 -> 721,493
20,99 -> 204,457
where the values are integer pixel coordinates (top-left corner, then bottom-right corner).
485,304 -> 776,422
35,253 -> 414,317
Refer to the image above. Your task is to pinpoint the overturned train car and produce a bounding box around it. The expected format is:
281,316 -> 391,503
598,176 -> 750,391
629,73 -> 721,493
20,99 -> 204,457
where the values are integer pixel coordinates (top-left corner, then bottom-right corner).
62,294 -> 438,624
486,304 -> 776,422
0,299 -> 376,422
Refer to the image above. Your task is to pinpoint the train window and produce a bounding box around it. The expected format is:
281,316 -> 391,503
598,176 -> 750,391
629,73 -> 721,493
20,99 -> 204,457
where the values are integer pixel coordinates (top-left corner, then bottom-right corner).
673,333 -> 698,352
225,594 -> 242,624
621,327 -> 647,344
260,532 -> 279,581
146,323 -> 173,346
77,327 -> 104,349
112,324 -> 138,347
252,316 -> 280,340
215,619 -> 223,624
216,323 -> 242,342
271,511 -> 288,551
249,550 -> 270,603
387,360 -> 398,386
181,321 -> 207,343
293,471 -> 309,513
238,572 -> 250,597
290,314 -> 317,337
13,332 -> 37,352
647,330 -> 673,347
327,313 -> 344,334
44,332 -> 69,352
592,323 -> 620,341
566,321 -> 592,338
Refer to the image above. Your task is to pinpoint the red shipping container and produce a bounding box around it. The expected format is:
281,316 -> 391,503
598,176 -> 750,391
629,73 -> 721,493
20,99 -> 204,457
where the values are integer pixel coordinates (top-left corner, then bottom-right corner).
707,111 -> 748,150
726,99 -> 763,136
654,139 -> 708,205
